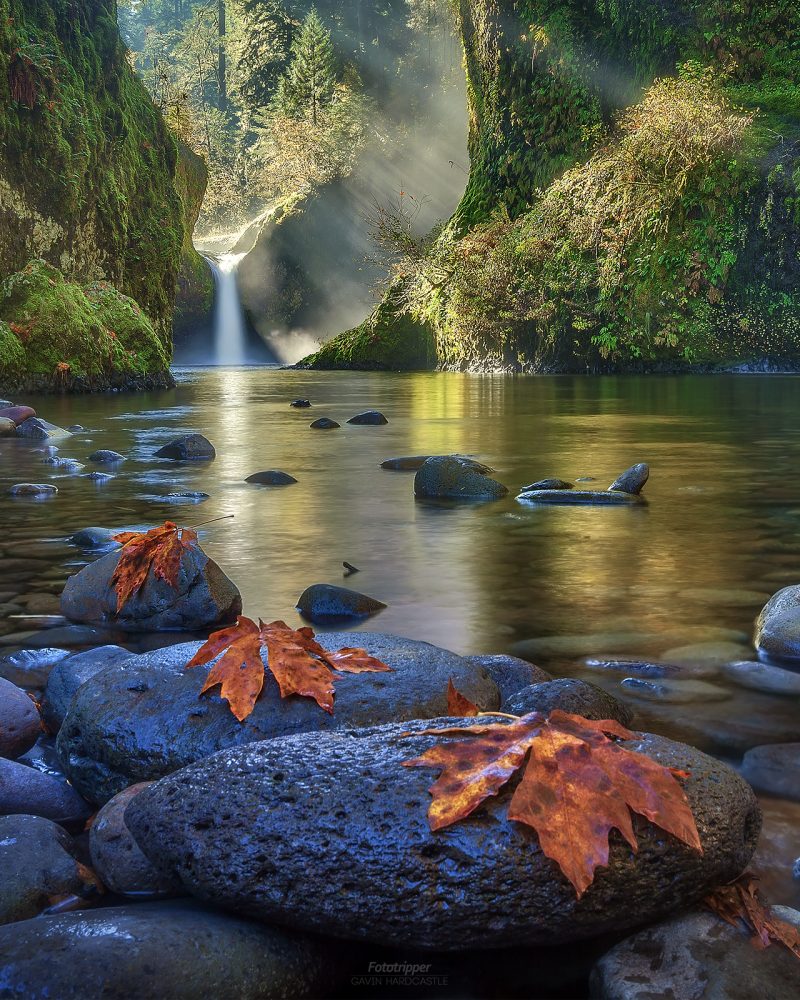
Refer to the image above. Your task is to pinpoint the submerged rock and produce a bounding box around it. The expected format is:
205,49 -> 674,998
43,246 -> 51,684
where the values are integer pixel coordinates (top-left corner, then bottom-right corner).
88,449 -> 125,464
742,743 -> 800,801
722,658 -> 800,695
347,410 -> 388,425
290,398 -> 311,408
245,471 -> 298,486
0,678 -> 41,759
382,455 -> 494,473
57,634 -> 500,804
69,526 -> 122,550
310,417 -> 340,429
155,433 -> 215,461
517,489 -> 644,506
0,815 -> 102,925
7,483 -> 58,497
506,678 -> 634,724
589,909 -> 800,1000
520,478 -> 574,491
619,677 -> 731,704
0,758 -> 92,829
463,654 -> 552,703
755,585 -> 800,664
82,471 -> 114,483
415,455 -> 508,501
296,583 -> 386,623
126,721 -> 760,950
608,463 -> 649,495
60,543 -> 241,633
0,901 -> 343,999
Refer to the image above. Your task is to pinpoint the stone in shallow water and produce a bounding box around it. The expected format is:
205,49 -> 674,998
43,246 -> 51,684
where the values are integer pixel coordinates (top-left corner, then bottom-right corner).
88,449 -> 125,464
589,910 -> 800,1000
290,398 -> 311,407
0,901 -> 344,1000
722,658 -> 800,695
82,471 -> 114,483
517,488 -> 644,506
607,463 -> 649,495
154,433 -> 215,461
0,758 -> 91,829
7,483 -> 57,497
310,417 -> 339,429
659,641 -> 752,667
755,585 -> 800,664
162,491 -> 210,503
742,743 -> 800,801
56,634 -> 501,804
0,815 -> 102,925
382,454 -> 494,472
245,471 -> 297,486
0,647 -> 71,689
296,583 -> 386,623
415,455 -> 508,501
519,478 -> 574,490
347,410 -> 388,425
126,722 -> 760,950
0,405 -> 35,425
0,416 -> 15,436
506,678 -> 634,724
69,525 -> 121,550
619,677 -> 731,704
462,653 -> 551,703
15,417 -> 71,441
0,677 -> 41,758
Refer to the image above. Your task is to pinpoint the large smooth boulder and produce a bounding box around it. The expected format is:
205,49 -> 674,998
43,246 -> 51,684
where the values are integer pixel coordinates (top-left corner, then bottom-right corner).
60,544 -> 241,633
155,433 -> 215,461
742,743 -> 800,802
0,815 -> 101,925
0,758 -> 91,829
415,456 -> 508,501
0,416 -> 16,436
15,417 -> 71,441
0,404 -> 35,425
589,909 -> 800,999
463,654 -> 552,704
0,901 -> 345,999
127,720 -> 760,950
57,634 -> 501,804
296,583 -> 386,623
755,586 -> 800,663
607,464 -> 649,495
41,645 -> 135,732
0,678 -> 41,758
506,678 -> 634,725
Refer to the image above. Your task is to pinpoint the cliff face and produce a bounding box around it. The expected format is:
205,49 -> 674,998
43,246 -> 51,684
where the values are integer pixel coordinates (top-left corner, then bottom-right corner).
0,0 -> 184,390
304,0 -> 800,372
173,141 -> 214,345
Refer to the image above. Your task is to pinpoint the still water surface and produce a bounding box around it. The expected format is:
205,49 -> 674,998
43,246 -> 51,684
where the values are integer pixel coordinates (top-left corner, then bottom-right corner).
2,368 -> 798,903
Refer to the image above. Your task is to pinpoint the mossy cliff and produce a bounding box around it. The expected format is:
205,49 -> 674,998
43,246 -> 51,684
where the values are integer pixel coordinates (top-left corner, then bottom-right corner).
173,141 -> 214,344
303,0 -> 800,372
0,0 -> 184,391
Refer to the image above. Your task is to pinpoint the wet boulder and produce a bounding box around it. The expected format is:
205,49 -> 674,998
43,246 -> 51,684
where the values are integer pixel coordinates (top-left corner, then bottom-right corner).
520,478 -> 575,491
246,470 -> 297,486
88,449 -> 125,464
0,678 -> 41,758
290,398 -> 311,408
608,464 -> 649,495
90,783 -> 182,897
296,583 -> 386,623
69,526 -> 122,550
0,404 -> 35,425
0,416 -> 16,436
0,758 -> 92,829
310,417 -> 339,429
415,455 -> 508,501
60,543 -> 241,633
347,410 -> 388,425
463,654 -> 552,704
517,489 -> 643,506
126,721 -> 760,950
155,433 -> 215,461
722,658 -> 800,695
382,455 -> 495,473
56,634 -> 500,804
0,815 -> 102,925
15,417 -> 71,441
755,585 -> 800,663
506,678 -> 634,725
589,909 -> 800,999
7,483 -> 57,497
0,901 -> 345,999
0,647 -> 71,689
41,645 -> 135,732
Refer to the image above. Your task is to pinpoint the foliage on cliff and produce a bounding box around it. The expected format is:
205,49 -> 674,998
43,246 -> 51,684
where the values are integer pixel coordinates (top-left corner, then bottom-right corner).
0,0 -> 184,373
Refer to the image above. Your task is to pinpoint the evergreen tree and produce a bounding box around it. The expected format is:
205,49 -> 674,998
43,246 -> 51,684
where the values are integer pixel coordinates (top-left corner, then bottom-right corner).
275,9 -> 338,127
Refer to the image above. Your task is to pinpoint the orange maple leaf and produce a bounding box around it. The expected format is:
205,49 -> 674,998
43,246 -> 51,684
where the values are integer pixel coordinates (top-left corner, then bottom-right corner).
403,710 -> 702,897
705,874 -> 800,959
446,678 -> 479,716
110,522 -> 199,612
187,616 -> 392,722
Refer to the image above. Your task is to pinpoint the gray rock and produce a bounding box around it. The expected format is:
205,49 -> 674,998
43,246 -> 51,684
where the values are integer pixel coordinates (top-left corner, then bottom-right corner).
60,543 -> 241,633
155,433 -> 215,461
126,721 -> 760,949
162,491 -> 210,503
88,449 -> 126,463
296,583 -> 386,623
90,783 -> 182,897
68,526 -> 121,550
290,398 -> 311,407
0,647 -> 71,689
56,634 -> 500,804
517,489 -> 644,506
66,424 -> 84,432
463,654 -> 552,704
794,858 -> 800,879
415,455 -> 508,501
7,483 -> 57,497
584,658 -> 686,679
0,758 -> 91,829
0,901 -> 343,999
608,463 -> 649,495
310,417 -> 339,429
0,815 -> 102,925
15,417 -> 71,441
520,478 -> 575,491
0,678 -> 41,758
506,678 -> 634,725
382,455 -> 494,473
755,585 -> 800,664
41,645 -> 135,732
82,471 -> 114,483
347,410 -> 388,425
620,677 -> 731,704
589,909 -> 800,1000
246,471 -> 297,486
0,416 -> 16,436
41,457 -> 83,473
742,743 -> 800,801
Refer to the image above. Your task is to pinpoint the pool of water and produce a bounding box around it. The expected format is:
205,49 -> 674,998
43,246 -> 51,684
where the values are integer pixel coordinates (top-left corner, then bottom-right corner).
2,367 -> 798,904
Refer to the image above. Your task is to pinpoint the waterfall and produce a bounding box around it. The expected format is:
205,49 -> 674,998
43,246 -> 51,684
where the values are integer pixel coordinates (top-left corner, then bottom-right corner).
212,253 -> 248,366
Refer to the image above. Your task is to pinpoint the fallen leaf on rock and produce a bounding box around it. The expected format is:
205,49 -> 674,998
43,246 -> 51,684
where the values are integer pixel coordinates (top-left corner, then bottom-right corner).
187,616 -> 392,721
705,873 -> 800,958
403,710 -> 702,897
446,678 -> 479,716
111,521 -> 198,611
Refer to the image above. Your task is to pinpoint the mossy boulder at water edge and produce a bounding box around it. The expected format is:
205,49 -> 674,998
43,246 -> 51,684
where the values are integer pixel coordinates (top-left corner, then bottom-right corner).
0,261 -> 172,392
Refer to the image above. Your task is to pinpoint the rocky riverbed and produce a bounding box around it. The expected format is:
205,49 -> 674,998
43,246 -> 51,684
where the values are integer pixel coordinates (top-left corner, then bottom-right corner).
1,369 -> 800,997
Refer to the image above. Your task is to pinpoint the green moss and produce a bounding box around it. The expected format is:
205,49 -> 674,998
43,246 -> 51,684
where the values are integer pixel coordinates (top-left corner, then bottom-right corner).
299,285 -> 437,370
173,141 -> 214,333
0,260 -> 169,383
0,320 -> 25,377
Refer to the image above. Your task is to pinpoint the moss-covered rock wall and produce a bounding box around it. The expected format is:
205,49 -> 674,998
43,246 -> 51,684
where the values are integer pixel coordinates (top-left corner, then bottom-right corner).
0,0 -> 184,390
173,141 -> 214,343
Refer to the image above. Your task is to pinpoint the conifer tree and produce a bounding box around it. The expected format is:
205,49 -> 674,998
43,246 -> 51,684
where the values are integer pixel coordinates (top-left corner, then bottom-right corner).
276,9 -> 338,128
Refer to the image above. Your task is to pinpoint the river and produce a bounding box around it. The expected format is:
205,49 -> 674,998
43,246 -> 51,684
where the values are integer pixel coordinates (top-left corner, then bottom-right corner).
1,366 -> 798,908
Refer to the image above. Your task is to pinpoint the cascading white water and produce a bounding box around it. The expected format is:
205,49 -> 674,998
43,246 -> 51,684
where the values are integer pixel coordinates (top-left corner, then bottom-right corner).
213,253 -> 247,365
